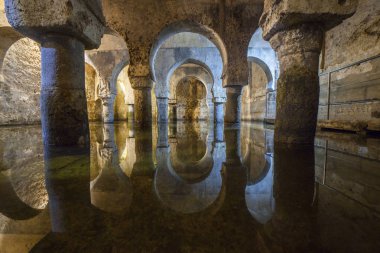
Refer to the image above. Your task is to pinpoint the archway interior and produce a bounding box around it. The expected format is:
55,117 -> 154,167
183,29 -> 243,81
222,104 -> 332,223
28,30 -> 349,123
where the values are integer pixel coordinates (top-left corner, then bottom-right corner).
114,65 -> 134,121
242,28 -> 279,122
85,63 -> 102,122
176,76 -> 207,122
149,21 -> 227,84
151,30 -> 226,122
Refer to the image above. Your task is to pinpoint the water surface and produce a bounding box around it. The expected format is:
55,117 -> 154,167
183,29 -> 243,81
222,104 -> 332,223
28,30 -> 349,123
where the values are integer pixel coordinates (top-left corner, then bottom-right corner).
0,122 -> 379,253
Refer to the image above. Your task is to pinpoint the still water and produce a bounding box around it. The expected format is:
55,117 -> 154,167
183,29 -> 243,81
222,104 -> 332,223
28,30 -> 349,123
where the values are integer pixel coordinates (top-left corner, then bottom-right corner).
0,122 -> 379,253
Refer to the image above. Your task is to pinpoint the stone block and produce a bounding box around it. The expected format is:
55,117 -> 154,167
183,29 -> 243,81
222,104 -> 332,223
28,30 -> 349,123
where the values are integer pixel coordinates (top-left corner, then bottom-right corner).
260,0 -> 358,40
5,0 -> 105,49
330,57 -> 380,104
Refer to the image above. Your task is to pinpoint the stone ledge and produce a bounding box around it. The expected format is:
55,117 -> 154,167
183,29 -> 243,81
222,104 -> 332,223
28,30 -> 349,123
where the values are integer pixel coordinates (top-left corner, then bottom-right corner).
318,119 -> 380,133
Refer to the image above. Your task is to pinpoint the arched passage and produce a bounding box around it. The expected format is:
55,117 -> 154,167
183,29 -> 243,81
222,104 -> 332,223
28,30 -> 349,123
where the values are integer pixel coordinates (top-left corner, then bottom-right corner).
85,31 -> 130,123
149,20 -> 227,83
242,28 -> 279,123
114,65 -> 134,121
151,30 -> 226,123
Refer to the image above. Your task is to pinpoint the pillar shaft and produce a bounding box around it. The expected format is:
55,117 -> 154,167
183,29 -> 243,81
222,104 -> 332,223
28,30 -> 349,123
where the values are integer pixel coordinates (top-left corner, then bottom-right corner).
102,97 -> 115,123
157,98 -> 169,123
41,35 -> 89,147
270,24 -> 323,144
134,88 -> 152,126
224,86 -> 242,124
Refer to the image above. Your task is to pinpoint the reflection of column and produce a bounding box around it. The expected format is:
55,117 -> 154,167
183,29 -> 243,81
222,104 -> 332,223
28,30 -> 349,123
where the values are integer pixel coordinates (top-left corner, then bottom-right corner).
269,25 -> 323,144
44,148 -> 92,233
102,96 -> 115,123
213,97 -> 226,124
224,86 -> 243,124
157,123 -> 169,148
132,126 -> 154,176
262,143 -> 318,252
225,126 -> 242,166
157,97 -> 169,123
207,99 -> 215,122
127,104 -> 134,122
41,35 -> 89,146
169,99 -> 177,122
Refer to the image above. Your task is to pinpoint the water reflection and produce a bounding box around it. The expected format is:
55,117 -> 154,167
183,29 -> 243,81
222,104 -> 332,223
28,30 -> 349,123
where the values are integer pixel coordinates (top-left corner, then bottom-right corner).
155,122 -> 225,214
0,122 -> 380,252
242,124 -> 275,224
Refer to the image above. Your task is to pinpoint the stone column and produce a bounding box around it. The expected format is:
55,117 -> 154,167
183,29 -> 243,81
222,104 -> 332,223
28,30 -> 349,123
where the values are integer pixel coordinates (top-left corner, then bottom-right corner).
41,35 -> 89,147
224,86 -> 243,124
269,25 -> 323,144
156,97 -> 169,123
102,96 -> 115,123
259,0 -> 358,144
130,76 -> 152,127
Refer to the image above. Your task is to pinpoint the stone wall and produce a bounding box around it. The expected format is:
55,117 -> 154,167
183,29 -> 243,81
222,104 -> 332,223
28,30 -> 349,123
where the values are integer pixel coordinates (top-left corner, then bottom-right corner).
318,0 -> 380,132
85,64 -> 102,121
242,62 -> 269,122
0,38 -> 41,125
176,77 -> 208,121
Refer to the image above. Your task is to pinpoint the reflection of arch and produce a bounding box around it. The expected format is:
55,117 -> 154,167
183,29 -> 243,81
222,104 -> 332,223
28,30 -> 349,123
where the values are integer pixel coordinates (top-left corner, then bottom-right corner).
245,155 -> 275,225
243,147 -> 271,185
247,56 -> 273,90
150,20 -> 227,82
90,125 -> 133,214
170,135 -> 213,183
155,124 -> 226,214
241,124 -> 275,224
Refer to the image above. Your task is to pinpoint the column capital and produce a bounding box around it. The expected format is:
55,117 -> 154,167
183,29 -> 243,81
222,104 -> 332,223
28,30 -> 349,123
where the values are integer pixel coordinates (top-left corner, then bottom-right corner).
129,76 -> 153,90
5,0 -> 105,49
226,85 -> 243,95
260,0 -> 358,41
213,97 -> 227,104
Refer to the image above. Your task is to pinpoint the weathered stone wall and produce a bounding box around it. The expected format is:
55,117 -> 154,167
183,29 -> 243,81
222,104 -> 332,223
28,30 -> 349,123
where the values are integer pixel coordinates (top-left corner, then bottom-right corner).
242,62 -> 269,121
0,38 -> 41,125
85,64 -> 102,121
318,0 -> 380,131
176,77 -> 208,121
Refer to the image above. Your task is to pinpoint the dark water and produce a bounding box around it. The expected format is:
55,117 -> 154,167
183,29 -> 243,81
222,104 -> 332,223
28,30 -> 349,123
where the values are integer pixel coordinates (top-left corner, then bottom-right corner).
0,122 -> 379,253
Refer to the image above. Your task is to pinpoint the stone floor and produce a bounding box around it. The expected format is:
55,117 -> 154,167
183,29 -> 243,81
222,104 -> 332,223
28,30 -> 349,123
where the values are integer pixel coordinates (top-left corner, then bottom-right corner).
0,122 -> 379,253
